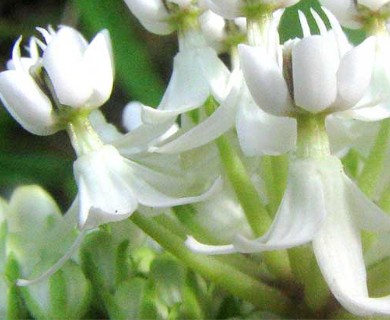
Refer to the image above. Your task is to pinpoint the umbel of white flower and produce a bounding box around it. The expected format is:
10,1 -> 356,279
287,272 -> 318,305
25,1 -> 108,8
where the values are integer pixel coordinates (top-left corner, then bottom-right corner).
187,9 -> 390,316
0,26 -> 220,231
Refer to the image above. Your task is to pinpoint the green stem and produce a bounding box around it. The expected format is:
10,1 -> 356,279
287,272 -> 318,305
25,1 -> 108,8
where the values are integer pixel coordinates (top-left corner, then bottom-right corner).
288,246 -> 330,312
157,211 -> 272,281
66,115 -> 103,157
296,113 -> 330,159
262,155 -> 289,217
379,185 -> 390,213
358,119 -> 390,198
215,136 -> 292,279
215,136 -> 269,236
131,213 -> 291,316
204,97 -> 292,280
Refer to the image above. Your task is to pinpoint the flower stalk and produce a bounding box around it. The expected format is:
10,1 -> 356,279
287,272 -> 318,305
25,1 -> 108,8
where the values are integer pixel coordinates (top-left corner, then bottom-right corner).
131,212 -> 292,316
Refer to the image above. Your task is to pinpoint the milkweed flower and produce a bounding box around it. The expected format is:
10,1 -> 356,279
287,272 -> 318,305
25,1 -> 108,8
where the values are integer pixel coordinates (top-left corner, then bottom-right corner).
0,27 -> 221,231
187,9 -> 390,316
147,10 -> 297,156
0,26 -> 113,135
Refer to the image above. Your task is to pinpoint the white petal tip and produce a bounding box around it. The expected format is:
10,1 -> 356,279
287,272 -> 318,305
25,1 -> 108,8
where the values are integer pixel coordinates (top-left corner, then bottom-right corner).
185,236 -> 236,255
16,278 -> 32,287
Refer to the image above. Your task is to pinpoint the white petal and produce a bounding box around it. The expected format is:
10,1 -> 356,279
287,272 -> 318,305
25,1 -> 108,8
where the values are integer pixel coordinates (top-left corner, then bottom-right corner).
129,161 -> 223,207
359,0 -> 390,11
196,47 -> 230,102
151,74 -> 239,154
343,175 -> 390,232
114,119 -> 176,155
122,101 -> 143,131
83,29 -> 114,108
17,230 -> 86,286
123,0 -> 173,35
320,1 -> 361,29
313,185 -> 390,316
205,0 -> 243,19
43,27 -> 92,107
293,35 -> 339,113
337,104 -> 390,121
231,157 -> 336,253
74,145 -> 138,229
89,110 -> 122,143
236,85 -> 297,156
140,20 -> 174,35
335,37 -> 375,111
185,236 -> 237,254
144,48 -> 229,124
0,70 -> 57,135
239,44 -> 293,116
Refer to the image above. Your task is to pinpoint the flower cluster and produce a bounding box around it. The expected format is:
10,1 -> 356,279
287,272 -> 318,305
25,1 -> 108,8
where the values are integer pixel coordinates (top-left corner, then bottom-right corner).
0,0 -> 390,318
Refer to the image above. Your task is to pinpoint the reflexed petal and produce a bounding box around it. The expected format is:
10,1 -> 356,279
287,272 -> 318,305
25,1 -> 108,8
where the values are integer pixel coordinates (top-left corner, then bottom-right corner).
205,0 -> 242,19
140,20 -> 173,35
185,236 -> 237,254
335,37 -> 375,111
232,157 -> 334,253
319,0 -> 361,29
123,0 -> 173,35
114,119 -> 176,155
293,35 -> 339,113
338,104 -> 390,121
236,85 -> 297,156
343,175 -> 390,231
197,47 -> 230,101
17,230 -> 86,287
239,44 -> 293,116
83,30 -> 114,108
89,110 -> 122,143
151,75 -> 239,154
43,27 -> 92,107
313,185 -> 390,316
0,70 -> 57,135
74,145 -> 138,229
143,48 -> 229,123
127,158 -> 223,207
359,0 -> 390,11
6,185 -> 77,279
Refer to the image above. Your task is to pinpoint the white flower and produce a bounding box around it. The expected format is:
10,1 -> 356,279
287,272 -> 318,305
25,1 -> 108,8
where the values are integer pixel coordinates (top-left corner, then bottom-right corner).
142,11 -> 296,156
74,144 -> 222,229
240,9 -> 376,116
186,155 -> 390,315
0,27 -> 114,135
140,30 -> 230,124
